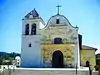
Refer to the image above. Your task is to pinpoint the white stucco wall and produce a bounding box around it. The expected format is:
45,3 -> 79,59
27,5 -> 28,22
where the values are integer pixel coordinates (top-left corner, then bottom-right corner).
21,18 -> 44,68
21,35 -> 43,68
22,19 -> 45,35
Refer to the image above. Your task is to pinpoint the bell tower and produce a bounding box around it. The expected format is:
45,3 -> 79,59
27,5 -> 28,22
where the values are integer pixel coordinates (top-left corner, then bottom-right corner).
21,8 -> 44,68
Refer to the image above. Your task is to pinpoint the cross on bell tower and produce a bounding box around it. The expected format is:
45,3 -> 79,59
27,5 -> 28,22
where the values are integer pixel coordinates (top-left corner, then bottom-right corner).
56,5 -> 61,15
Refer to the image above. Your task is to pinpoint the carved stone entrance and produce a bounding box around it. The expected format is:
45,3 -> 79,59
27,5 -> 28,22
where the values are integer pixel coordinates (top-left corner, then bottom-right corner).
52,50 -> 64,68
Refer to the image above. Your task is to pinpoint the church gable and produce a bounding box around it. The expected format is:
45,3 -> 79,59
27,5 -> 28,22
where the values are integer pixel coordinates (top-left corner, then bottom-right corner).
46,14 -> 76,28
41,13 -> 78,45
41,14 -> 79,68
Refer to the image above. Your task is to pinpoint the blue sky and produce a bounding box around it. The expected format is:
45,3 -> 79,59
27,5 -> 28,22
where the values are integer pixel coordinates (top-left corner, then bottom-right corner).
0,0 -> 100,54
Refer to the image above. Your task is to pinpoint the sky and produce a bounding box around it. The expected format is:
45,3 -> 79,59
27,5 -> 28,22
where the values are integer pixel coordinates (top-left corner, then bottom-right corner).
0,0 -> 100,54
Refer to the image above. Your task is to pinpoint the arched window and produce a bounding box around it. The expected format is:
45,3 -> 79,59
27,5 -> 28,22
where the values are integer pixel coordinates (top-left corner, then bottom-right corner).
54,38 -> 62,44
25,24 -> 29,35
56,19 -> 60,24
31,23 -> 36,35
29,43 -> 31,47
86,61 -> 90,67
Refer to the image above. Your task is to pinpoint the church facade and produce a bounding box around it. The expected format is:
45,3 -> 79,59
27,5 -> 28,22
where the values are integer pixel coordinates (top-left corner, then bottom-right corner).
21,8 -> 97,68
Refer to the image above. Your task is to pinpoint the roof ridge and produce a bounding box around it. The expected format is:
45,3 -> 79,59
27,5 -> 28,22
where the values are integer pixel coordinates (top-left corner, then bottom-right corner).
24,8 -> 40,19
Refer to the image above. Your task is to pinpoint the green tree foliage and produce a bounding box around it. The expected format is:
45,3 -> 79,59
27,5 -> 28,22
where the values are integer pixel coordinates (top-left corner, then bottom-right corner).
0,52 -> 20,65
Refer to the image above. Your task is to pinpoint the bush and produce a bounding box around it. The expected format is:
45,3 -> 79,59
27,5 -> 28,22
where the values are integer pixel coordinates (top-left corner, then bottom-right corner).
94,65 -> 100,71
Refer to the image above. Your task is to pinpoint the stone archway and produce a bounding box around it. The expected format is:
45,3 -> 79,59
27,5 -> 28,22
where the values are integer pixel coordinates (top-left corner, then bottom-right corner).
52,50 -> 64,68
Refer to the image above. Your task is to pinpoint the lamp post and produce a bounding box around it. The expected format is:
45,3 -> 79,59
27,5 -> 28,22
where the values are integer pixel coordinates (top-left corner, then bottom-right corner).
76,63 -> 77,75
89,65 -> 92,75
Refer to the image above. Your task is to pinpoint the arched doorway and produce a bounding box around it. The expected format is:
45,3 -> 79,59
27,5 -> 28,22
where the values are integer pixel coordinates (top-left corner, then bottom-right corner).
52,50 -> 64,68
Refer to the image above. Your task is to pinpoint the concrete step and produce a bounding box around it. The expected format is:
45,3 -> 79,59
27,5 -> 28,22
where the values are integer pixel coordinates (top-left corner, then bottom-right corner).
10,68 -> 99,75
